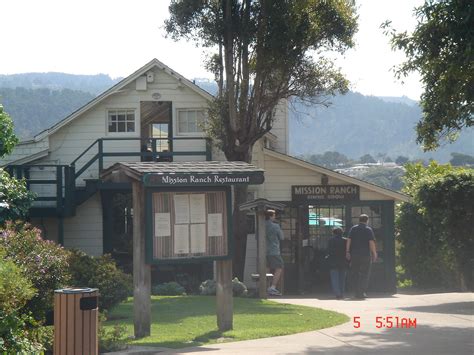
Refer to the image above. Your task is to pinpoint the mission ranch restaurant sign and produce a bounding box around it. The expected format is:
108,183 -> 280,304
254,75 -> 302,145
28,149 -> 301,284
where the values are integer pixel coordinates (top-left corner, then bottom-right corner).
144,172 -> 264,186
292,184 -> 360,203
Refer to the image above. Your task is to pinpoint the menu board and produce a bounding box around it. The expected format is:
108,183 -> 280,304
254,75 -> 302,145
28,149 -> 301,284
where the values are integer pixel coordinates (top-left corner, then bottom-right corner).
151,190 -> 228,261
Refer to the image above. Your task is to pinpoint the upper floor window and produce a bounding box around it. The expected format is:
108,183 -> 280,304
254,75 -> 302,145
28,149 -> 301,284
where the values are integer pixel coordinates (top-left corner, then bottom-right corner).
108,110 -> 135,133
177,109 -> 205,135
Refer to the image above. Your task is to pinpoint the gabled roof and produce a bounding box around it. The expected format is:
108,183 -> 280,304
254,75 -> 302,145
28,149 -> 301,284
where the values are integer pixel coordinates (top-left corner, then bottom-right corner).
33,58 -> 214,142
264,148 -> 411,202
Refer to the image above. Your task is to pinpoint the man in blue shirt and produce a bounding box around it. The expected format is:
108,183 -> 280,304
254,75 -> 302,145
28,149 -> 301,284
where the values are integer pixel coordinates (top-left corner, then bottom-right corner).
265,209 -> 284,296
346,214 -> 377,299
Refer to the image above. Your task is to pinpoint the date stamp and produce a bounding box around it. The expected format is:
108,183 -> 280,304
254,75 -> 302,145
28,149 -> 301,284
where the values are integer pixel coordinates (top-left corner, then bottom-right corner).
353,316 -> 417,329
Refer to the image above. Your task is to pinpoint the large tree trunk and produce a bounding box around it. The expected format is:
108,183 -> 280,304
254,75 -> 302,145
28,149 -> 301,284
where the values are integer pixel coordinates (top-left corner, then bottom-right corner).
232,185 -> 249,281
225,147 -> 252,281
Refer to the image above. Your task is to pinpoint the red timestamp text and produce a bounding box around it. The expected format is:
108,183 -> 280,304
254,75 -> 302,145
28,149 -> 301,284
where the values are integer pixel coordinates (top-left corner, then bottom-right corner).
353,316 -> 417,329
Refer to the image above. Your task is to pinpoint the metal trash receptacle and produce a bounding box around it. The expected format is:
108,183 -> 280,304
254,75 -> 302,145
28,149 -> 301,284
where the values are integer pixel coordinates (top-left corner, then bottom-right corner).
54,288 -> 99,355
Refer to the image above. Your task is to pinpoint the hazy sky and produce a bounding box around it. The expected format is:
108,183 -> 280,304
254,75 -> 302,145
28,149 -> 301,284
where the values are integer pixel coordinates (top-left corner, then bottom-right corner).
1,0 -> 423,100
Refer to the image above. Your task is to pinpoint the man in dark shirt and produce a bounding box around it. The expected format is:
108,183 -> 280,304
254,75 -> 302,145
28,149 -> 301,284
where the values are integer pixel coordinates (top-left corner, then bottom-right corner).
346,214 -> 377,299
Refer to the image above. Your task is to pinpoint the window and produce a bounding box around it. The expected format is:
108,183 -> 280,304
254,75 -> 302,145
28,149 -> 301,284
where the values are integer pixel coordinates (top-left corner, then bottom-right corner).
177,110 -> 205,135
108,110 -> 135,133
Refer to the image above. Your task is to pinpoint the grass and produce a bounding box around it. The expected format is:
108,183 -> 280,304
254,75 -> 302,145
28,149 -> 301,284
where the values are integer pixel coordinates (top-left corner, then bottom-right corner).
103,295 -> 349,348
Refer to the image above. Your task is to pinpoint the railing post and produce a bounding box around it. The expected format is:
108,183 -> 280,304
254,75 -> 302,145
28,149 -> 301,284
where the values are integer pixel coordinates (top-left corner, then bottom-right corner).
98,139 -> 104,173
56,166 -> 63,214
64,166 -> 76,216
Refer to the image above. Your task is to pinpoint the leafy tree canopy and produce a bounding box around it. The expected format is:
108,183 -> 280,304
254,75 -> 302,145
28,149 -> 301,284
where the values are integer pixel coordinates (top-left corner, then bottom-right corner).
384,0 -> 474,150
359,154 -> 376,164
0,105 -> 18,157
165,0 -> 358,161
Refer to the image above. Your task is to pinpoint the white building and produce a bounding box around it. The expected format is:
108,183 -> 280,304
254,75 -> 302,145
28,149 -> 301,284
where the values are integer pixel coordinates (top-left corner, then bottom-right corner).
1,59 -> 409,294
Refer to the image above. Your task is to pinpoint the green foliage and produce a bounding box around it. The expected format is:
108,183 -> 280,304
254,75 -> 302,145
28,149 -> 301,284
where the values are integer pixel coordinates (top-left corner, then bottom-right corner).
359,154 -> 376,164
232,277 -> 248,297
397,162 -> 474,290
0,105 -> 18,157
0,248 -> 44,353
0,221 -> 70,320
450,152 -> 474,167
395,156 -> 410,165
152,282 -> 186,296
166,0 -> 357,161
0,169 -> 36,225
1,87 -> 95,139
359,166 -> 405,191
98,313 -> 128,352
199,278 -> 248,297
384,0 -> 474,150
68,249 -> 132,311
306,151 -> 350,169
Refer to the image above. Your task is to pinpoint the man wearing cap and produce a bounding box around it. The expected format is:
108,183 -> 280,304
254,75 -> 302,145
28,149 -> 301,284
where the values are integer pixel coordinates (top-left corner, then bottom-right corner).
265,209 -> 284,296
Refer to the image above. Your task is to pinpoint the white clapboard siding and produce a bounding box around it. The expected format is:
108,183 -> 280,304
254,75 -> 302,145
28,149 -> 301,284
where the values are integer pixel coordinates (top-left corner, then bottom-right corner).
243,233 -> 258,287
63,193 -> 103,256
263,153 -> 393,201
0,138 -> 49,166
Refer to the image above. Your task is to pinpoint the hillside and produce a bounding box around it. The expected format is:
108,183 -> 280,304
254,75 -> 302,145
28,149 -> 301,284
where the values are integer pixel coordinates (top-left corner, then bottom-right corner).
0,73 -> 471,162
289,92 -> 473,162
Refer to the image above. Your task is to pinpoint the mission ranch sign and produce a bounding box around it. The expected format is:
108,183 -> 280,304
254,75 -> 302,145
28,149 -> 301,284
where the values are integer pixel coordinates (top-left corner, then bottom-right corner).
292,184 -> 360,203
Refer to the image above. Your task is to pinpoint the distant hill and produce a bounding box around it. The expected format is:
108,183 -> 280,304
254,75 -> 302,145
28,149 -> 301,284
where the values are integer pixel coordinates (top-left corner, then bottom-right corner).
0,73 -> 471,163
0,72 -> 121,95
0,87 -> 95,139
289,92 -> 473,163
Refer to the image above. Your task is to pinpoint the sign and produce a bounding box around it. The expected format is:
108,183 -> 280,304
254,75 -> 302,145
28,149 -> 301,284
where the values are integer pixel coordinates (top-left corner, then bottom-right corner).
292,185 -> 360,203
143,172 -> 264,186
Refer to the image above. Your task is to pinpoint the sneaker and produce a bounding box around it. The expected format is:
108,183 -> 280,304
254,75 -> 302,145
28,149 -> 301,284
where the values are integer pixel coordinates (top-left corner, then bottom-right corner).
267,287 -> 282,296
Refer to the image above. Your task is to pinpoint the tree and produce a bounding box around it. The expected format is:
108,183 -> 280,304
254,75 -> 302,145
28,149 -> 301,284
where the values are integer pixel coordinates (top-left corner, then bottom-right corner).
0,106 -> 35,224
395,155 -> 410,165
0,105 -> 18,158
384,0 -> 474,150
449,152 -> 474,166
397,162 -> 474,290
165,0 -> 358,278
307,151 -> 350,168
359,154 -> 376,164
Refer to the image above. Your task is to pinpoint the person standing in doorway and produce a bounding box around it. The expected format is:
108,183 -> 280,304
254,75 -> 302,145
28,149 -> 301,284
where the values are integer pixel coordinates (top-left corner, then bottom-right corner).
265,209 -> 284,296
327,227 -> 348,299
346,214 -> 377,299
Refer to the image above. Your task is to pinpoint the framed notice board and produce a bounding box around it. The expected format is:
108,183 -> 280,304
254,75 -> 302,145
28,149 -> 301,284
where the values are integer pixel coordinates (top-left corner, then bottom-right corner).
146,187 -> 232,263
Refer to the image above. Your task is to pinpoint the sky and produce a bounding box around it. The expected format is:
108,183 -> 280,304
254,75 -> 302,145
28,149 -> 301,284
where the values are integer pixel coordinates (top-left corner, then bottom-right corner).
1,0 -> 424,100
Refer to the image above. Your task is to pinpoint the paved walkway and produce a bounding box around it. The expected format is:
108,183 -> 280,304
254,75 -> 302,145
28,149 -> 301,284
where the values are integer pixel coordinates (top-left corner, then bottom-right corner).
109,292 -> 473,355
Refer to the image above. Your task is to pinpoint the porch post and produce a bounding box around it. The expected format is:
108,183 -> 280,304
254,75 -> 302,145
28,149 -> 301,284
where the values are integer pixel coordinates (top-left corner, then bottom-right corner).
132,181 -> 151,338
257,205 -> 268,299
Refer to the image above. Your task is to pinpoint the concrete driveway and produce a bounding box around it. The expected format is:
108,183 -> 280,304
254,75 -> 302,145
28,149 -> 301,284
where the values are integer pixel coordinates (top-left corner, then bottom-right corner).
111,292 -> 473,355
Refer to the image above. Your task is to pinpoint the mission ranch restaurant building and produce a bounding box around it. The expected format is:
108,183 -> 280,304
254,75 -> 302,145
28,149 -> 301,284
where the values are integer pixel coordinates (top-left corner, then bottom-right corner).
1,58 -> 409,295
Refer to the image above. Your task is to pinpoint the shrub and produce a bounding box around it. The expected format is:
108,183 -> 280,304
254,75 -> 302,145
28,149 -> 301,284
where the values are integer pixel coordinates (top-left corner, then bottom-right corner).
0,168 -> 35,225
232,278 -> 248,297
98,313 -> 128,352
199,278 -> 248,297
0,221 -> 70,320
0,248 -> 44,353
152,282 -> 186,296
68,250 -> 132,311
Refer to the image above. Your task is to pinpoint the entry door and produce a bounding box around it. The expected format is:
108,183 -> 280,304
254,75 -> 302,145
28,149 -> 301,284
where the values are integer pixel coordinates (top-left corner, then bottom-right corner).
307,205 -> 345,292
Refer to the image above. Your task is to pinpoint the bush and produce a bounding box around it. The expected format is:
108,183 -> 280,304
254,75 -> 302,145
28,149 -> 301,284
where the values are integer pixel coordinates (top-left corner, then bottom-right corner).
98,313 -> 128,353
152,282 -> 186,296
68,250 -> 132,311
0,168 -> 35,225
199,278 -> 248,297
232,278 -> 248,297
0,221 -> 70,320
0,248 -> 44,353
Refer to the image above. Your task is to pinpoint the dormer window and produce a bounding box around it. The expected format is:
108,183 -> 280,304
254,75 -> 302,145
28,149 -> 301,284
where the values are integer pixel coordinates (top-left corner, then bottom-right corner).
108,110 -> 136,133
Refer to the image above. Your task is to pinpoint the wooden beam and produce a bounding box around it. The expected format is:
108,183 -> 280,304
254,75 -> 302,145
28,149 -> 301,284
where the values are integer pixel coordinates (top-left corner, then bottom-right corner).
216,259 -> 233,331
257,206 -> 267,299
132,181 -> 151,338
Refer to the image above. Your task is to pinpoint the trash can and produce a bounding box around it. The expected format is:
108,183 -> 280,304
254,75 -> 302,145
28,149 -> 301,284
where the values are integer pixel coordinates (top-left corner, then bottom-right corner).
54,288 -> 99,355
